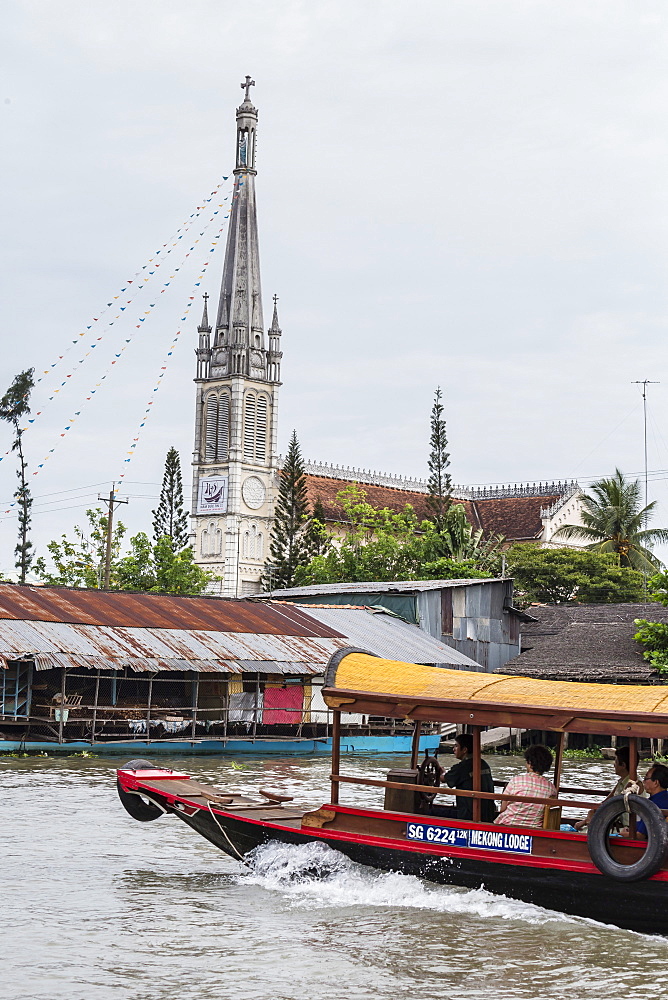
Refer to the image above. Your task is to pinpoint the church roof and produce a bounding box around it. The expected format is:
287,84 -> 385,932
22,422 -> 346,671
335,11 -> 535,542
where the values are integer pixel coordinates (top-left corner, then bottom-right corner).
304,473 -> 568,543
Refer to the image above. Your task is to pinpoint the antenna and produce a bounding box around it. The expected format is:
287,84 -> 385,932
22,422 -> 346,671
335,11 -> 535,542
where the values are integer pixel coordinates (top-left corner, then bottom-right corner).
632,380 -> 660,517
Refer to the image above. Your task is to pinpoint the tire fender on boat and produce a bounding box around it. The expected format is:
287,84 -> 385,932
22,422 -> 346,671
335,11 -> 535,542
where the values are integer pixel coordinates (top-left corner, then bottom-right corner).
587,794 -> 668,881
117,758 -> 164,823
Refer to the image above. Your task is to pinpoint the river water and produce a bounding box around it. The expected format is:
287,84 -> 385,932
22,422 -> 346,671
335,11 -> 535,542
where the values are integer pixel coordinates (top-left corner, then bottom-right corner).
3,752 -> 668,1000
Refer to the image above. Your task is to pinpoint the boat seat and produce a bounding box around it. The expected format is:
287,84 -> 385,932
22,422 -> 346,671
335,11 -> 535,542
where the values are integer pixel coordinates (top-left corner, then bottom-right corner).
543,803 -> 562,830
259,788 -> 294,803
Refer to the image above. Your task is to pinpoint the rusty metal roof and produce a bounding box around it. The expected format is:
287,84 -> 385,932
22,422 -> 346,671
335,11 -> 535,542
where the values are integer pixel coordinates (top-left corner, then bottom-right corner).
0,584 -> 343,636
0,587 -> 480,675
0,619 -> 347,674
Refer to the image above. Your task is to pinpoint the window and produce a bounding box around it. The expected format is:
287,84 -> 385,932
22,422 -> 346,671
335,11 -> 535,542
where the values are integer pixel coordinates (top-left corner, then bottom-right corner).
201,520 -> 223,558
242,523 -> 264,560
217,394 -> 230,461
256,396 -> 267,461
243,393 -> 256,459
205,393 -> 218,461
204,391 -> 231,462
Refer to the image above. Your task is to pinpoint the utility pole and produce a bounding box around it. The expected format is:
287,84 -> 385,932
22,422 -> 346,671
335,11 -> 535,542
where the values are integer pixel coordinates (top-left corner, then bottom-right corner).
97,485 -> 128,589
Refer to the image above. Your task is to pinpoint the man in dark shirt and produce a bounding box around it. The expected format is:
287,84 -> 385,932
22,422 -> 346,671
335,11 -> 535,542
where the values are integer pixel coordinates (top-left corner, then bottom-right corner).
431,733 -> 497,822
626,763 -> 668,838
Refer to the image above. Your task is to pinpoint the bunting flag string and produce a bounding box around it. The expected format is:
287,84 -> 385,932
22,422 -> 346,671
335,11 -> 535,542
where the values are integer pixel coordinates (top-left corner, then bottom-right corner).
115,234 -> 227,488
0,215 -> 229,516
25,175 -> 234,432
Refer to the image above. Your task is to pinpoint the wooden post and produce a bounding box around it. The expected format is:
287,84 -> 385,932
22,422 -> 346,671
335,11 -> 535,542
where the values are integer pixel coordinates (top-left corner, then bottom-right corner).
410,720 -> 422,770
57,668 -> 67,744
191,676 -> 200,741
252,674 -> 260,741
629,737 -> 638,839
146,675 -> 153,743
553,732 -> 565,793
222,677 -> 228,740
91,670 -> 100,742
331,709 -> 341,805
472,726 -> 481,823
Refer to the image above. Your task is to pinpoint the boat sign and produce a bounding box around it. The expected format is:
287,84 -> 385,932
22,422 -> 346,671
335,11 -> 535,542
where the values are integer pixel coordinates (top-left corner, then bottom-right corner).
406,823 -> 533,855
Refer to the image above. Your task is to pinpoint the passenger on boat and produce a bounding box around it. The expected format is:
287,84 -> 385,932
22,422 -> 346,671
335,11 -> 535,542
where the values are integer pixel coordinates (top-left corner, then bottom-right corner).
573,746 -> 636,832
621,763 -> 668,839
495,745 -> 557,828
433,733 -> 497,822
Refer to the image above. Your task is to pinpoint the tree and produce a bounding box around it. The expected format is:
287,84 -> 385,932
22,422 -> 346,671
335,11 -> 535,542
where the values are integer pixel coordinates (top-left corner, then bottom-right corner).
506,545 -> 646,605
304,495 -> 330,559
426,386 -> 452,530
554,469 -> 668,574
634,620 -> 668,674
293,485 -> 500,586
152,446 -> 189,550
264,431 -> 313,589
117,533 -> 212,595
34,508 -> 127,588
0,369 -> 35,583
35,510 -> 214,595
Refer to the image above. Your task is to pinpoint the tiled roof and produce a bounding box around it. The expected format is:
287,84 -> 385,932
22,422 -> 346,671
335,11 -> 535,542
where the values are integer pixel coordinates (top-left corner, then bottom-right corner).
304,474 -> 563,543
499,603 -> 668,683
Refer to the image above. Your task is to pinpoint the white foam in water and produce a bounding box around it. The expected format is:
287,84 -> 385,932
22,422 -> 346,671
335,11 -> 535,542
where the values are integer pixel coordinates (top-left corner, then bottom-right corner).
238,841 -> 575,926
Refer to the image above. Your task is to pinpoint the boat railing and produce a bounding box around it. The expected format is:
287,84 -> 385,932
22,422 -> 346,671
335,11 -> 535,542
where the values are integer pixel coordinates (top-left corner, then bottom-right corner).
493,779 -> 610,797
330,773 -> 599,812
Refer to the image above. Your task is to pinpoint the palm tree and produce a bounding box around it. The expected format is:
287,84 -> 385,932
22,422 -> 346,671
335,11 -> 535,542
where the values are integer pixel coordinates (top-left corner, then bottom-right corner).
554,469 -> 668,573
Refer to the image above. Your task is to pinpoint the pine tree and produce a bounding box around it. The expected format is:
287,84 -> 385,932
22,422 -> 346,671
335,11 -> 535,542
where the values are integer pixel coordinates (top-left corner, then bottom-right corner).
264,430 -> 312,589
152,447 -> 189,551
426,386 -> 452,530
0,369 -> 35,583
305,494 -> 330,558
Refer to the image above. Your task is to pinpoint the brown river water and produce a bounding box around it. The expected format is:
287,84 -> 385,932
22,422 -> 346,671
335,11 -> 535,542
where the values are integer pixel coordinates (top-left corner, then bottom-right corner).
3,752 -> 668,1000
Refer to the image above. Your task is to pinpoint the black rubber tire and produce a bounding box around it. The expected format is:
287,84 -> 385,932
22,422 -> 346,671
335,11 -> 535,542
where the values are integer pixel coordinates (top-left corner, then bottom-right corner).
117,758 -> 164,822
587,794 -> 668,882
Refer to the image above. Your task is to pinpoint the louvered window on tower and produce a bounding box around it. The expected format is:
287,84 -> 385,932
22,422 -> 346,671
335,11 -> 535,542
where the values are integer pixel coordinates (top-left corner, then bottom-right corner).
256,396 -> 267,461
205,393 -> 218,461
217,393 -> 230,461
244,393 -> 256,460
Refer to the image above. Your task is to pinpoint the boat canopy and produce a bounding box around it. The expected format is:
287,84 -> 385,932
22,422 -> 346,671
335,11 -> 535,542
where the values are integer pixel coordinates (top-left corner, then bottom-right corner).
322,649 -> 668,738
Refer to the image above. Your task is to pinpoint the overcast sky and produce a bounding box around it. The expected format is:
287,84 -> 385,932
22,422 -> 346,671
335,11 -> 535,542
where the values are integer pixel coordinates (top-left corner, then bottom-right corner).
2,0 -> 668,576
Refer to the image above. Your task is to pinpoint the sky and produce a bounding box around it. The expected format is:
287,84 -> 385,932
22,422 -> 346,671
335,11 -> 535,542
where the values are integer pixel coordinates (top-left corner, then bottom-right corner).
2,0 -> 668,576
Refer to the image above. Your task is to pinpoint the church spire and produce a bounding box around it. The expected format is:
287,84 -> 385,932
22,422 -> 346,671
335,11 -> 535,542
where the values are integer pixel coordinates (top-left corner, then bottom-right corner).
195,292 -> 211,379
267,293 -> 282,383
214,75 -> 266,375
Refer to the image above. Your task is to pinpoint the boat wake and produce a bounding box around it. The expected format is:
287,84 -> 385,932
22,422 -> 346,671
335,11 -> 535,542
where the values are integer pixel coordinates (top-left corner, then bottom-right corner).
238,840 -> 574,926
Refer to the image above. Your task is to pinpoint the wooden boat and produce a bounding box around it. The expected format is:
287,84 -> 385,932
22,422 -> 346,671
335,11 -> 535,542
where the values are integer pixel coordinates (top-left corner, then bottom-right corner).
117,648 -> 668,935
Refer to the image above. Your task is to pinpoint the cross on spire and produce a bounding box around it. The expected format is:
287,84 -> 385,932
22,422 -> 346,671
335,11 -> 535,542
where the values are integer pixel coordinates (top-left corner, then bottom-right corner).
241,75 -> 255,101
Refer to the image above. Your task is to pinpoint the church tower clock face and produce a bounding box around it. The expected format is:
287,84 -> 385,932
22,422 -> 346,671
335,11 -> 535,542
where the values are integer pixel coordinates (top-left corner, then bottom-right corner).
242,475 -> 266,510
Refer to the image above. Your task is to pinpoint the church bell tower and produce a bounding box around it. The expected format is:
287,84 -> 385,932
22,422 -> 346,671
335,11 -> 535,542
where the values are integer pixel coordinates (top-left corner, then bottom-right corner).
191,77 -> 282,596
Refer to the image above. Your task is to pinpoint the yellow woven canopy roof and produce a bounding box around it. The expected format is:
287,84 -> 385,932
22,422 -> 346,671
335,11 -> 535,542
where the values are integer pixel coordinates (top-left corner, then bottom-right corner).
322,650 -> 668,737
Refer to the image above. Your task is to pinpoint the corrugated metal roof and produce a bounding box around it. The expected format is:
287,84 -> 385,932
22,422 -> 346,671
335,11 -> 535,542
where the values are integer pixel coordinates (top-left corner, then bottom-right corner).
0,584 -> 344,636
0,594 -> 482,674
0,619 -> 347,674
261,579 -> 500,597
295,607 -> 481,668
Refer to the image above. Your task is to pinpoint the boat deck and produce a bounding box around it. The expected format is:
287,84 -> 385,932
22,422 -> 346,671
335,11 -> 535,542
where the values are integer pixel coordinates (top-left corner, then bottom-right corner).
139,776 -> 307,826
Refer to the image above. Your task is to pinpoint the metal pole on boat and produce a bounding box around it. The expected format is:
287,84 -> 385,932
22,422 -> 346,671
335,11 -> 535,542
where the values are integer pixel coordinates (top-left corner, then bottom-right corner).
472,726 -> 482,823
331,709 -> 341,805
410,720 -> 422,770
